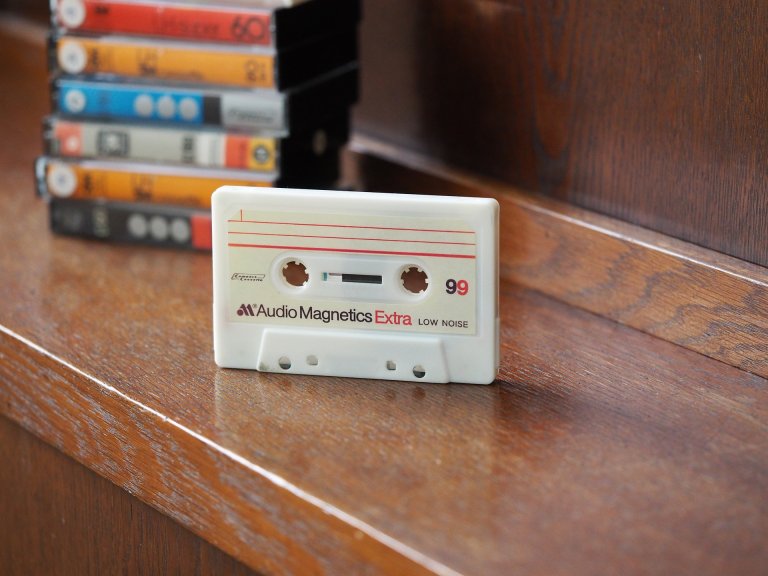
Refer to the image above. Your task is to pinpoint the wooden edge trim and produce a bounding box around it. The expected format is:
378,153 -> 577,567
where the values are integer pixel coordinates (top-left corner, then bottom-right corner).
344,136 -> 768,379
0,325 -> 454,576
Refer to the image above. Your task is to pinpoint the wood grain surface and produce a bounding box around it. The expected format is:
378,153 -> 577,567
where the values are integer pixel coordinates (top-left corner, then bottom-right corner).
1,13 -> 768,576
0,416 -> 261,576
2,254 -> 767,575
346,139 -> 768,379
355,0 -> 768,267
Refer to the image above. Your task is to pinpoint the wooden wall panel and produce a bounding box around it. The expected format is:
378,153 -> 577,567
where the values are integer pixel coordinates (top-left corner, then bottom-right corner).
355,0 -> 768,266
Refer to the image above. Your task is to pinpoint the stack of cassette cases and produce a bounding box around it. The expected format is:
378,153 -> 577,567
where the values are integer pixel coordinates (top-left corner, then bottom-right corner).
38,0 -> 361,251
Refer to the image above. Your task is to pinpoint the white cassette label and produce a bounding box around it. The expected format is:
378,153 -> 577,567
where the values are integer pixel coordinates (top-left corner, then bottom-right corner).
226,208 -> 477,335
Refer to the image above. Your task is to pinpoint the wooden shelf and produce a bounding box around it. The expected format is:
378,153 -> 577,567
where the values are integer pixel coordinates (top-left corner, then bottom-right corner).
1,15 -> 767,576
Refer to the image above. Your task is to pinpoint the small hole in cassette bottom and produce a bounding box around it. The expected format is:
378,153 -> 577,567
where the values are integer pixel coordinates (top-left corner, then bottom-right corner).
386,360 -> 397,371
306,355 -> 318,366
412,365 -> 426,378
278,356 -> 292,370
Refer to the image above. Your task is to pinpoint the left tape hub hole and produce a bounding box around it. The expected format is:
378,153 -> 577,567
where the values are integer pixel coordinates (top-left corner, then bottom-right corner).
282,260 -> 308,287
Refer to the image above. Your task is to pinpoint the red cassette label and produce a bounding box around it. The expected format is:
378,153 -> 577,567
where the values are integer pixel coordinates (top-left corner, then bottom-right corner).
55,0 -> 272,46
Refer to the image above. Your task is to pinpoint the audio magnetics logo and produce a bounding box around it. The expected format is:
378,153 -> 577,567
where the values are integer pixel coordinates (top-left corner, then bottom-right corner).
236,304 -> 255,316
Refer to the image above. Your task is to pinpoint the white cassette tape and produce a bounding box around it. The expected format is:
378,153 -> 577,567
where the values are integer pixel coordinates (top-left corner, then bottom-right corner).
212,187 -> 499,384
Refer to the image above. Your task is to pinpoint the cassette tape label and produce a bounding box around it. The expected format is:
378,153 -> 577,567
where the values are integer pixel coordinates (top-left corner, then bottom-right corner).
56,37 -> 275,88
225,208 -> 477,335
36,158 -> 272,208
54,1 -> 273,45
48,118 -> 280,171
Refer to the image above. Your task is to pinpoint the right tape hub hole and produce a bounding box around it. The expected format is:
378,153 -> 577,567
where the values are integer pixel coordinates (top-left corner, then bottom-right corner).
401,266 -> 428,294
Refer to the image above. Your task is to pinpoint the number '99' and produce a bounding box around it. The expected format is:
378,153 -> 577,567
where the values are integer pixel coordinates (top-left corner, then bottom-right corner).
445,279 -> 469,295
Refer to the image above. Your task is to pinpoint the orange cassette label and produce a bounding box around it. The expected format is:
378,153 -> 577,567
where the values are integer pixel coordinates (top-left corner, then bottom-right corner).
225,136 -> 278,171
57,37 -> 275,89
44,160 -> 269,209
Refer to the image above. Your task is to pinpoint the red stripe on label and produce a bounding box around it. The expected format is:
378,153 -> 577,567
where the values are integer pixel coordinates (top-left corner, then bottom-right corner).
191,214 -> 212,250
227,243 -> 475,259
53,120 -> 82,156
224,135 -> 250,169
226,219 -> 475,234
227,231 -> 475,246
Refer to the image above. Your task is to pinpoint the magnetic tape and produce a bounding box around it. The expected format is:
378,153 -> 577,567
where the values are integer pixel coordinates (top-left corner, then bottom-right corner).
51,0 -> 360,48
212,187 -> 500,385
50,197 -> 212,250
43,115 -> 349,176
52,65 -> 358,132
51,30 -> 357,90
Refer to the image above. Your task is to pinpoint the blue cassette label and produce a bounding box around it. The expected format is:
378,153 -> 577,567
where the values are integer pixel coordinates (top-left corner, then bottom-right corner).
57,81 -> 205,125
